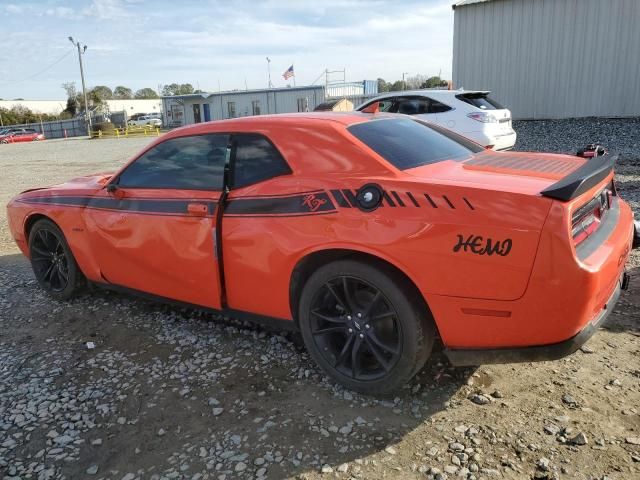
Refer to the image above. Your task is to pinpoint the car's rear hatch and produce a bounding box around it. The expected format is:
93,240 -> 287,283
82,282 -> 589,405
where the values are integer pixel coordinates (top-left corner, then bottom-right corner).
456,91 -> 513,133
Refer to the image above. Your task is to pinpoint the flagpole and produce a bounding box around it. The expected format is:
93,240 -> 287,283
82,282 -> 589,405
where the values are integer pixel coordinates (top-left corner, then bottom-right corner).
293,64 -> 296,87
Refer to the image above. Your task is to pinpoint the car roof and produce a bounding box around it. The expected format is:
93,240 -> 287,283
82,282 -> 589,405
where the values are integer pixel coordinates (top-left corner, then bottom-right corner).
167,112 -> 378,137
362,89 -> 491,102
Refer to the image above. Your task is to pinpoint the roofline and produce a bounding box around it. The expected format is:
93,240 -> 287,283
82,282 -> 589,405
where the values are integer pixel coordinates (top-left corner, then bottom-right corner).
452,0 -> 498,10
162,85 -> 325,100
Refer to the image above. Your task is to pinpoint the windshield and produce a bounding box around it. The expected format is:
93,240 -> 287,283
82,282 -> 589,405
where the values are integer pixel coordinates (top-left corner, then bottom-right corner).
348,118 -> 482,170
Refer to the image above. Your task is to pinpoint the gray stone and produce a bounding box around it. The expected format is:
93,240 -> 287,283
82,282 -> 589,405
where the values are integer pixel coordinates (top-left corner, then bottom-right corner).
86,465 -> 99,475
569,432 -> 588,446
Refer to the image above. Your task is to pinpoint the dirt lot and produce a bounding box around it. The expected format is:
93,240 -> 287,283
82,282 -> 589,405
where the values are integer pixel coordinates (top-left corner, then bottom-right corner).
1,129 -> 639,480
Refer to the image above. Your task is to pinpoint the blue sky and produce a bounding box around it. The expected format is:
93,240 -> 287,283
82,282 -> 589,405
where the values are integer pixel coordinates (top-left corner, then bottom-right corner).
0,0 -> 454,99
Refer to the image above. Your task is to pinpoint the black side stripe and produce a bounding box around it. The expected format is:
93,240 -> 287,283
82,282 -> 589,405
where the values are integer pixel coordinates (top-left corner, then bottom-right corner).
330,189 -> 351,208
391,191 -> 405,207
463,197 -> 475,210
442,195 -> 455,209
423,194 -> 438,208
406,192 -> 420,207
382,191 -> 396,207
19,196 -> 218,215
225,192 -> 335,215
341,189 -> 358,207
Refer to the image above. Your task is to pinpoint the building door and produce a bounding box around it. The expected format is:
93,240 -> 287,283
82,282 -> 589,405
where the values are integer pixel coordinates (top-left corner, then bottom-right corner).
203,104 -> 211,122
193,104 -> 201,123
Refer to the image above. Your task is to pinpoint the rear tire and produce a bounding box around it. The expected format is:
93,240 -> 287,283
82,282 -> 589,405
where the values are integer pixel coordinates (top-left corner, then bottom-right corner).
28,219 -> 84,300
298,259 -> 434,395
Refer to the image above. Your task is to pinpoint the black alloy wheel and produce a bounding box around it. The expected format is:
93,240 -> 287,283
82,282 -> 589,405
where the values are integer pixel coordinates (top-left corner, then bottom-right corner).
299,259 -> 435,395
309,276 -> 402,381
28,219 -> 83,299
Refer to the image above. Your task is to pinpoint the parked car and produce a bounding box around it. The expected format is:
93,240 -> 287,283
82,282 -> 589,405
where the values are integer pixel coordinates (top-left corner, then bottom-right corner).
357,89 -> 517,151
0,127 -> 45,144
7,113 -> 637,394
127,115 -> 162,128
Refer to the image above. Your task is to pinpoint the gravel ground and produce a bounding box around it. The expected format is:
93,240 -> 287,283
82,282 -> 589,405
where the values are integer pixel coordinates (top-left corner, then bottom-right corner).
1,122 -> 639,480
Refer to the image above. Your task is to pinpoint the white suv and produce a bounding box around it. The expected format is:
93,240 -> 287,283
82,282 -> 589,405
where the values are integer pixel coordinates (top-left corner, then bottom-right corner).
356,89 -> 516,151
128,115 -> 162,128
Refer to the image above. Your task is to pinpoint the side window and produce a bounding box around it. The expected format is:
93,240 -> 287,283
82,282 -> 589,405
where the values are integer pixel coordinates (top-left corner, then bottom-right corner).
361,99 -> 397,112
397,98 -> 430,115
428,99 -> 452,114
117,134 -> 229,190
232,134 -> 291,189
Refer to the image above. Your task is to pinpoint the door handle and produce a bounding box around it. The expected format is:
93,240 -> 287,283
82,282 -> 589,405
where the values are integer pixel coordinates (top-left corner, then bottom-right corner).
187,203 -> 209,216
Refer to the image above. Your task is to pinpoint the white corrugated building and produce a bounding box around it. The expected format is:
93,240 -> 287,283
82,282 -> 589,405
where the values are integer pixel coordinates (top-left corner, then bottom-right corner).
452,0 -> 640,119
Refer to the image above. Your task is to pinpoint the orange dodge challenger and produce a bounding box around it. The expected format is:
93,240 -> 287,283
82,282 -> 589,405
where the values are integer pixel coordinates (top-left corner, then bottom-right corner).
7,113 -> 638,394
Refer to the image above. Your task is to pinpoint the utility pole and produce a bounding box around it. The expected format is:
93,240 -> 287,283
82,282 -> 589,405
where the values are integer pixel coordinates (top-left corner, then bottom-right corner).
402,72 -> 409,91
266,57 -> 272,88
68,36 -> 91,134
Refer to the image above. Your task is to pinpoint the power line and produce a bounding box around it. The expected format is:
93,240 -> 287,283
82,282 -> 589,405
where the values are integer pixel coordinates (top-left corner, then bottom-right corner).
0,48 -> 75,84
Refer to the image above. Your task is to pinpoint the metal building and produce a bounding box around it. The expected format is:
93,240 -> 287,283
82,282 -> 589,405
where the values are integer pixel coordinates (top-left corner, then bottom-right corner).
453,0 -> 640,119
162,86 -> 325,127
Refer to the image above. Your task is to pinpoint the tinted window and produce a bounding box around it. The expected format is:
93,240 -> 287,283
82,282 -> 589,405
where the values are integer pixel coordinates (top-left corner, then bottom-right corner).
117,134 -> 228,189
456,93 -> 504,110
348,118 -> 480,170
360,99 -> 397,112
428,99 -> 452,113
397,98 -> 430,115
232,134 -> 291,188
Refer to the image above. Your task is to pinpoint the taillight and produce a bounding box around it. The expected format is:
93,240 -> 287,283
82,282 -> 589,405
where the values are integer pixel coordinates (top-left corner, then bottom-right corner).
467,112 -> 498,123
571,183 -> 613,246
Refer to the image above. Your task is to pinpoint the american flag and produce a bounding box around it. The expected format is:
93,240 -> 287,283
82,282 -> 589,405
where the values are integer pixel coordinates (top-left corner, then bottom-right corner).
283,65 -> 294,80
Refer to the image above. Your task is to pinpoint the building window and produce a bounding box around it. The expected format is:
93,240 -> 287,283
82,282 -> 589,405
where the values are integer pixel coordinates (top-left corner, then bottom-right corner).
251,100 -> 261,116
227,102 -> 236,118
297,97 -> 308,112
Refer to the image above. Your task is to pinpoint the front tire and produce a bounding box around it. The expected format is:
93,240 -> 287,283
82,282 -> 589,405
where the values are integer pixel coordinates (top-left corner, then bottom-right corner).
299,259 -> 435,395
28,219 -> 83,300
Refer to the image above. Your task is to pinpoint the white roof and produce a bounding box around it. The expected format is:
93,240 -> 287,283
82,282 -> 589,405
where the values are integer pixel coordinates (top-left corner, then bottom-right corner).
453,0 -> 498,8
363,89 -> 490,102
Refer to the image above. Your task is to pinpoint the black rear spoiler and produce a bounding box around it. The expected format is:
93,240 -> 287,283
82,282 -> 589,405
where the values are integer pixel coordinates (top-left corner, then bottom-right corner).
540,155 -> 616,201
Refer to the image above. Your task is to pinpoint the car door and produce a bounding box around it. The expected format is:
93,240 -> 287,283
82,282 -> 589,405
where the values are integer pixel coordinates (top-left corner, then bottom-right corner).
83,133 -> 229,309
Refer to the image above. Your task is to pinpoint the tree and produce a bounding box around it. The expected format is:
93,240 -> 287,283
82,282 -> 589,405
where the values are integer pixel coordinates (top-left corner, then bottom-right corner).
113,86 -> 133,99
90,86 -> 113,102
161,83 -> 195,96
61,82 -> 78,116
420,76 -> 448,89
134,88 -> 160,99
390,80 -> 405,91
377,78 -> 391,93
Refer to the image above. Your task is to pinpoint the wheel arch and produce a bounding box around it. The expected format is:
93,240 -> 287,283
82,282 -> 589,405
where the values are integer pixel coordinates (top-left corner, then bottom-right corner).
24,213 -> 58,245
289,247 -> 436,332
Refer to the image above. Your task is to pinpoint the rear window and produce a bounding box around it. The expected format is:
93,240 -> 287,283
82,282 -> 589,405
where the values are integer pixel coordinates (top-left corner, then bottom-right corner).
348,118 -> 481,170
456,93 -> 504,110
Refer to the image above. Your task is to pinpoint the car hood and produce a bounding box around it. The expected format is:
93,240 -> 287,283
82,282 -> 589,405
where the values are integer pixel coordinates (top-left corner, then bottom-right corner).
405,150 -> 587,196
19,172 -> 114,196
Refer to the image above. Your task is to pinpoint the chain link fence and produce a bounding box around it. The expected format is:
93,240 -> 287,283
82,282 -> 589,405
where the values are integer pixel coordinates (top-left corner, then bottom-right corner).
4,117 -> 88,139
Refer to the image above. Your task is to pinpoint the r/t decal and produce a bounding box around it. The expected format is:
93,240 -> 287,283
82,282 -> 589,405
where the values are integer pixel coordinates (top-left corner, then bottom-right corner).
301,193 -> 327,212
453,234 -> 513,257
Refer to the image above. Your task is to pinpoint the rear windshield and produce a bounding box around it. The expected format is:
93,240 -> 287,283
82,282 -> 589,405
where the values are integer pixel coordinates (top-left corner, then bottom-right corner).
456,93 -> 504,110
348,118 -> 482,170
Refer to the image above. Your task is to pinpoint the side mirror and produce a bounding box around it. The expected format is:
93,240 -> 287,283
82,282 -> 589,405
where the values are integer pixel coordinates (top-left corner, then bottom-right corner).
106,183 -> 125,200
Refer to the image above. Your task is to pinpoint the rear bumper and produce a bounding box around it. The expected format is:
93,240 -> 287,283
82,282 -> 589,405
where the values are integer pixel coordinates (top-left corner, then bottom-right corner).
464,130 -> 516,150
445,272 -> 627,366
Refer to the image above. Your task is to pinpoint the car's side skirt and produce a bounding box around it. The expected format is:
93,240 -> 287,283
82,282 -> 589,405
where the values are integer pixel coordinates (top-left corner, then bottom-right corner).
90,281 -> 298,331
